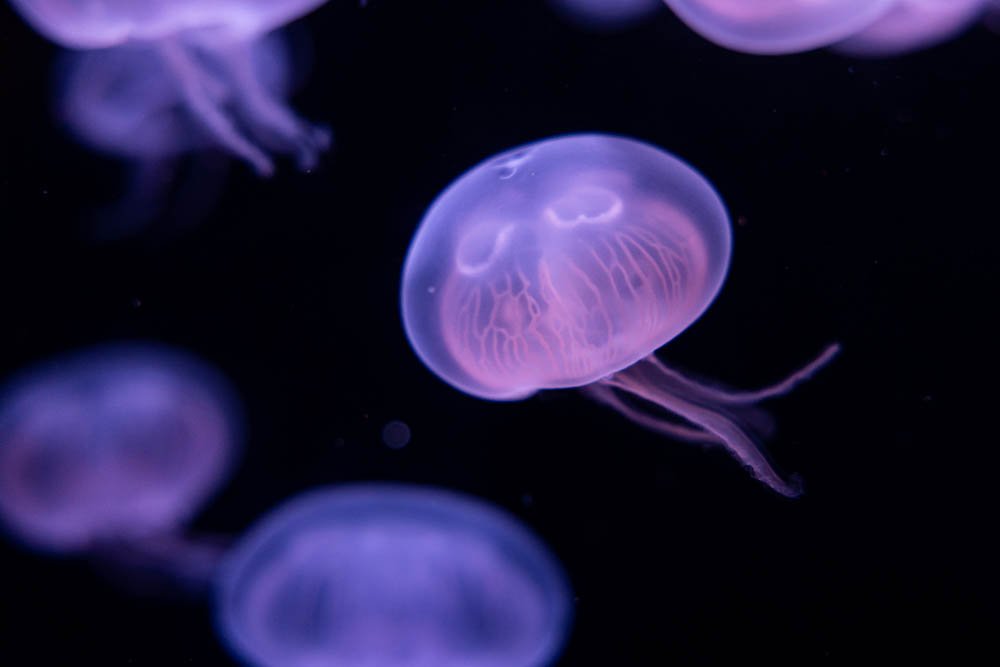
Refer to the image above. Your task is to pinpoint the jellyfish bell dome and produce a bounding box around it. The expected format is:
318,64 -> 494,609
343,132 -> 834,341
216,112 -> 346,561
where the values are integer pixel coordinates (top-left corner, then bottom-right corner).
662,0 -> 896,54
216,484 -> 572,667
0,343 -> 241,554
402,133 -> 731,401
8,0 -> 329,50
833,0 -> 988,57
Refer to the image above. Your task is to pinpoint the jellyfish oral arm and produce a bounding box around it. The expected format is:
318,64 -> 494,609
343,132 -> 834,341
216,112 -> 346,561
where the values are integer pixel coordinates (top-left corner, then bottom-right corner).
157,39 -> 276,176
217,41 -> 332,171
583,383 -> 717,444
656,343 -> 842,405
93,531 -> 232,595
593,345 -> 840,497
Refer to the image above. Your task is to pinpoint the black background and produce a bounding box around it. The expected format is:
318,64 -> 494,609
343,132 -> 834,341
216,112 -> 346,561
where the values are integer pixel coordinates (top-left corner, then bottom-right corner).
1,1 -> 998,663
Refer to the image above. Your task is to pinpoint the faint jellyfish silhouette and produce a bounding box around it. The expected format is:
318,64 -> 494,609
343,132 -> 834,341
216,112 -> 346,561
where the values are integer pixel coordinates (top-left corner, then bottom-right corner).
550,0 -> 663,31
216,484 -> 572,667
833,0 -> 988,57
51,30 -> 300,239
662,0 -> 895,54
0,343 -> 241,565
9,0 -> 330,174
401,133 -> 839,497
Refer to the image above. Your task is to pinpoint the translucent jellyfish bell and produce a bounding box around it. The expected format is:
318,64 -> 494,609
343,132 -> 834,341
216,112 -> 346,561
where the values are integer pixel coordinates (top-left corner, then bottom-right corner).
402,134 -> 839,496
8,0 -> 328,49
9,0 -> 330,174
833,0 -> 988,57
0,343 -> 241,554
216,484 -> 572,667
662,0 -> 896,54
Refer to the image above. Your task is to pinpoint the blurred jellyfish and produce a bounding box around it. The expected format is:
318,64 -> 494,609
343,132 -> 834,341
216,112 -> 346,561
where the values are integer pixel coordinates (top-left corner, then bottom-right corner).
51,29 -> 304,239
9,0 -> 330,175
550,0 -> 663,31
0,343 -> 241,559
833,0 -> 988,57
216,484 -> 572,667
401,133 -> 838,497
662,0 -> 895,54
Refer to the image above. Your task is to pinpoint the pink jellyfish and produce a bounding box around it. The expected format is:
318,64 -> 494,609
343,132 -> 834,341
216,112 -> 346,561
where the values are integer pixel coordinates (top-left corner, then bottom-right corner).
833,0 -> 988,57
0,343 -> 241,556
401,134 -> 839,497
8,0 -> 330,174
662,0 -> 895,54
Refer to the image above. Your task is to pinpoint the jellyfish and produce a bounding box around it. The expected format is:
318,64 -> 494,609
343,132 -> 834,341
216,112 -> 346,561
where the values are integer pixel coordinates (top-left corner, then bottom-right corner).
51,30 -> 298,238
550,0 -> 664,31
401,133 -> 839,497
661,0 -> 896,54
0,343 -> 241,558
216,484 -> 572,667
833,0 -> 988,57
8,0 -> 331,174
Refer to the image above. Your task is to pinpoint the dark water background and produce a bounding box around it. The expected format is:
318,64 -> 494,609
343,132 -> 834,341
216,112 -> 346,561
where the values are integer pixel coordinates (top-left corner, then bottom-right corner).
1,1 -> 997,663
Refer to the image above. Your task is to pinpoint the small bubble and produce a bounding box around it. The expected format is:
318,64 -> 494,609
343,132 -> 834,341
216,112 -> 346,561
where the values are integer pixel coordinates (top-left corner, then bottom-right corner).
382,420 -> 411,449
427,285 -> 437,294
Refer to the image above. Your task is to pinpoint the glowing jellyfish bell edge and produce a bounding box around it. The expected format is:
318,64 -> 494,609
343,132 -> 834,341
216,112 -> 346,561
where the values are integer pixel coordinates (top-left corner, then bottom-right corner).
401,132 -> 735,402
214,483 -> 573,667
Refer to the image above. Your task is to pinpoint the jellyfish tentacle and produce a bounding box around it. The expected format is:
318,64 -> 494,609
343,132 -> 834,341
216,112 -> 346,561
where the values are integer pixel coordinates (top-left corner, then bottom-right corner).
92,531 -> 232,595
648,343 -> 841,406
221,40 -> 331,172
158,39 -> 275,176
582,383 -> 717,444
600,355 -> 807,497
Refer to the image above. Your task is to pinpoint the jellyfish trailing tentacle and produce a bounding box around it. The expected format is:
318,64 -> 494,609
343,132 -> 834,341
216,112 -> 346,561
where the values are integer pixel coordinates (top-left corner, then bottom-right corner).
92,531 -> 233,596
651,343 -> 841,406
595,345 -> 840,497
157,38 -> 275,176
218,40 -> 332,172
583,383 -> 718,444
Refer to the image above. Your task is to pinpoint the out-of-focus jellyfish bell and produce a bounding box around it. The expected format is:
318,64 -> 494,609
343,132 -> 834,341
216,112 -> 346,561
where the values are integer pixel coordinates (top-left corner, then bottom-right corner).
401,133 -> 838,496
662,0 -> 895,54
216,484 -> 572,667
9,0 -> 330,174
0,343 -> 241,554
833,0 -> 988,57
550,0 -> 663,31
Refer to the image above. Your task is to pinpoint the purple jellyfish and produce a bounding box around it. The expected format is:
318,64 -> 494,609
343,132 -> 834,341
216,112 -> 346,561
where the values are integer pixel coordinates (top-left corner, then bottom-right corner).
662,0 -> 895,54
50,31 -> 296,238
9,0 -> 330,174
550,0 -> 664,30
216,484 -> 572,667
833,0 -> 988,57
0,343 -> 241,555
401,134 -> 839,497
